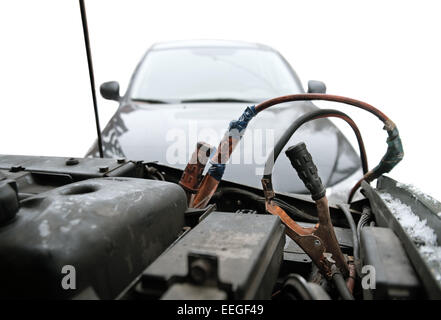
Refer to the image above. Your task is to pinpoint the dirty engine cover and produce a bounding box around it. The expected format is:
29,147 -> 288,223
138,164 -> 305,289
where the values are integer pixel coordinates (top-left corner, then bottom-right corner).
0,177 -> 187,299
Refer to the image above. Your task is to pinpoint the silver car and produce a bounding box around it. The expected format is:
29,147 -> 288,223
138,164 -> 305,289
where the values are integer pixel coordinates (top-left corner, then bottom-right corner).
87,40 -> 360,196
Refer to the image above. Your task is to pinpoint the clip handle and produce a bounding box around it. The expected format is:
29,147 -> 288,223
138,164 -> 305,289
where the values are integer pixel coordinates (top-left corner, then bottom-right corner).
285,142 -> 326,200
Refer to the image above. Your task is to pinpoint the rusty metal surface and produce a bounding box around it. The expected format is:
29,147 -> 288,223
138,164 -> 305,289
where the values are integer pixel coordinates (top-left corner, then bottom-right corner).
191,174 -> 221,208
179,142 -> 213,194
262,150 -> 349,278
266,197 -> 349,278
255,93 -> 390,123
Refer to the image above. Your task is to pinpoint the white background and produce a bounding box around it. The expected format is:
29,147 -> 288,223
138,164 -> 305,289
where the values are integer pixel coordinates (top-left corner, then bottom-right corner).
0,0 -> 440,199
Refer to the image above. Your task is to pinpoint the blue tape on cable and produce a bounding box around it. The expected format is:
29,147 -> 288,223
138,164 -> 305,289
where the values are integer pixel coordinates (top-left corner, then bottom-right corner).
207,106 -> 256,181
208,163 -> 226,181
228,106 -> 257,138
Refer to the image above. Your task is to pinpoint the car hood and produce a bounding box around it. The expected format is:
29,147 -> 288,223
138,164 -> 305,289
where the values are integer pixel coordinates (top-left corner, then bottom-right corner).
86,101 -> 360,194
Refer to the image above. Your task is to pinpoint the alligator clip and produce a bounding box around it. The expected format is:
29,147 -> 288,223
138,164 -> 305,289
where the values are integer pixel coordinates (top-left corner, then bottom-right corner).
179,142 -> 213,205
262,142 -> 349,279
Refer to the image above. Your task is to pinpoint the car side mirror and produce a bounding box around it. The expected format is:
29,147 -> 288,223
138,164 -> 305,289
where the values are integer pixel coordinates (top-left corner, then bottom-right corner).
307,80 -> 326,94
100,81 -> 121,101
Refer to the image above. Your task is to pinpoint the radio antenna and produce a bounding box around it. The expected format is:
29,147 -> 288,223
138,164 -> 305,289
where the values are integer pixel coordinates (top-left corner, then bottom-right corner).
79,0 -> 104,158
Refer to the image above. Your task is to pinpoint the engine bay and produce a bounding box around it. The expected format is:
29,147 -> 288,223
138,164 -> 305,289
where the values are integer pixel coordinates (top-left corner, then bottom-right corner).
0,149 -> 439,300
1,90 -> 440,301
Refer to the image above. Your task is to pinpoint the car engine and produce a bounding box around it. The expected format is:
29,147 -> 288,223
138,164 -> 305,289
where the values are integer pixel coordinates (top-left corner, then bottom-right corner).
1,93 -> 440,300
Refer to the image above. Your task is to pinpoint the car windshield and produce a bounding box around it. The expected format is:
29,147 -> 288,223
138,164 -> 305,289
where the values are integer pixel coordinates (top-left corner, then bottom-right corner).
130,47 -> 303,103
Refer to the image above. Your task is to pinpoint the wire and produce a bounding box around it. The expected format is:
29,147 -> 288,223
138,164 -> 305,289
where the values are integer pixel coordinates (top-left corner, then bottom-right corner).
214,187 -> 263,202
255,93 -> 404,199
255,94 -> 402,204
263,108 -> 368,177
347,171 -> 371,203
332,271 -> 355,300
357,206 -> 372,242
194,93 -> 402,208
272,198 -> 318,222
338,204 -> 359,261
214,187 -> 318,222
255,93 -> 389,123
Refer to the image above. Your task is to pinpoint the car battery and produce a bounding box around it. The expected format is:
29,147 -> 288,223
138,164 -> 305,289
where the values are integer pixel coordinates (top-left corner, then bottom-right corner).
130,211 -> 285,300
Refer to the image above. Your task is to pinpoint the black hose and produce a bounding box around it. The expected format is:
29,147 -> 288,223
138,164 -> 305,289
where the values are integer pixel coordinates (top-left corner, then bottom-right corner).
332,272 -> 354,300
214,187 -> 263,202
263,109 -> 368,177
338,204 -> 359,261
214,187 -> 318,222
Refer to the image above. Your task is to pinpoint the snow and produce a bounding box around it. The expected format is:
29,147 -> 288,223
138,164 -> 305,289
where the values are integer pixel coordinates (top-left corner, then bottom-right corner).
396,182 -> 439,205
380,193 -> 437,246
380,192 -> 441,285
419,245 -> 441,282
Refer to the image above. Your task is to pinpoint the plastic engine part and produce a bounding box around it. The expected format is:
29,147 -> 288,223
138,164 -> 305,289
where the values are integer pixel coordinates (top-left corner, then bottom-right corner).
0,177 -> 187,299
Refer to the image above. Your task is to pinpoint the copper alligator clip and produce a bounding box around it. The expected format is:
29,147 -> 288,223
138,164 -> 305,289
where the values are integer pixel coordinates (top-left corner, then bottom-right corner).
262,142 -> 349,279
